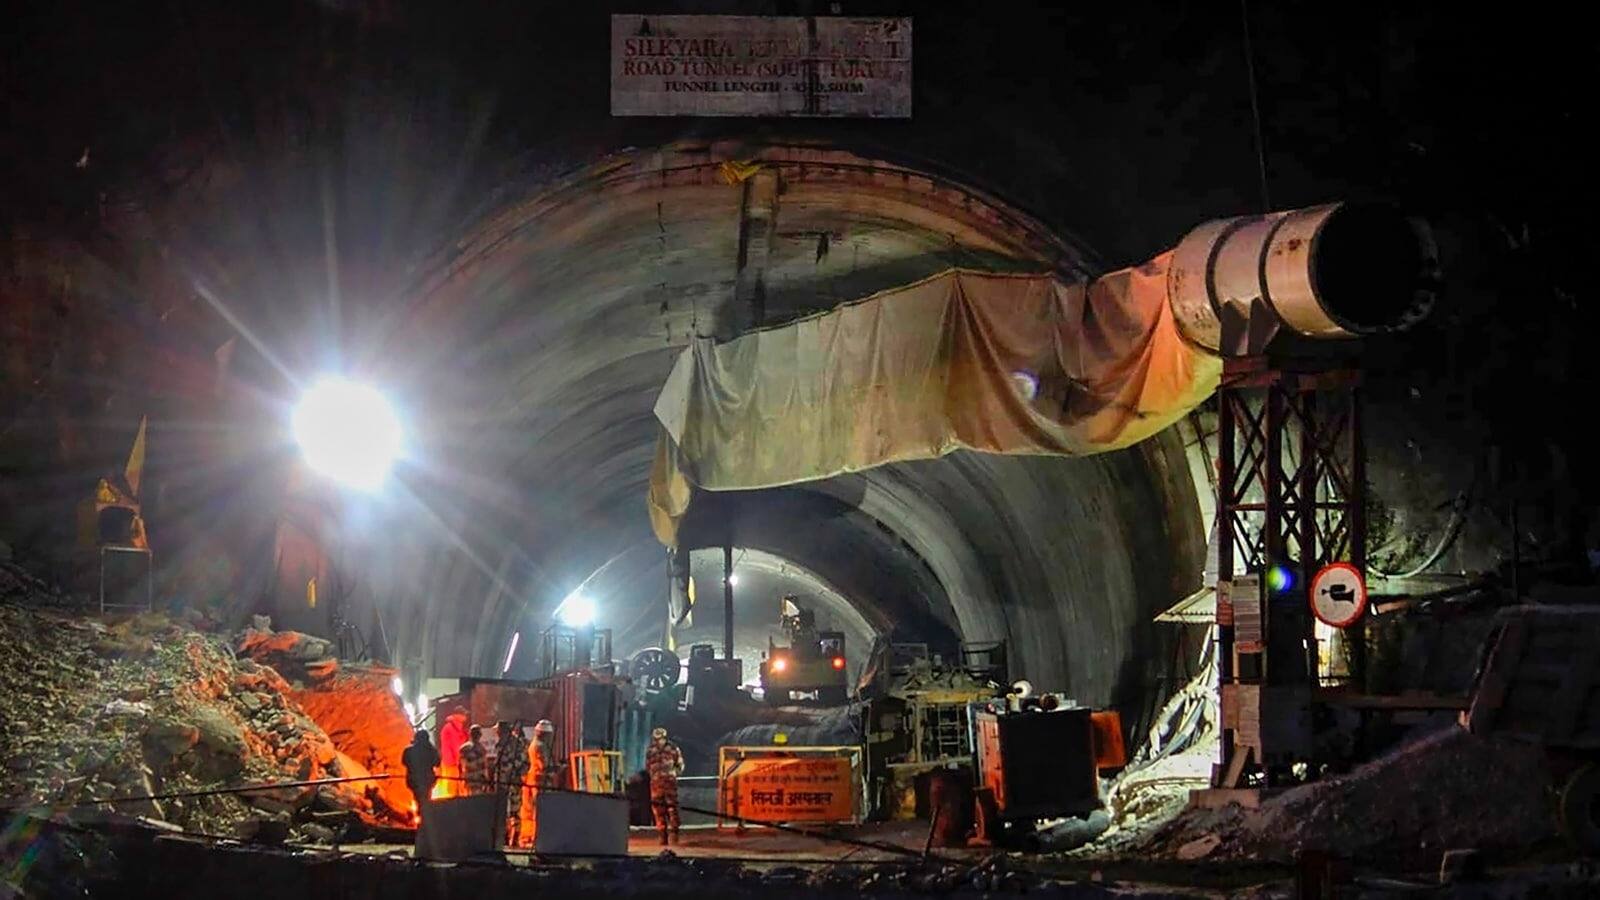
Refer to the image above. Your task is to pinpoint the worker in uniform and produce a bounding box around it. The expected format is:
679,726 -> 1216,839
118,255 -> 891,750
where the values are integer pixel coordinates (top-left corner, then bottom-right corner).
437,710 -> 469,798
400,729 -> 439,820
528,719 -> 559,788
522,719 -> 558,846
493,720 -> 530,847
458,724 -> 489,795
645,726 -> 684,845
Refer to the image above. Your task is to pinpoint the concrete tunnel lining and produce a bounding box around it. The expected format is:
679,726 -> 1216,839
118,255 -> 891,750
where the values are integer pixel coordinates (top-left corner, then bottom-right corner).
380,142 -> 1208,729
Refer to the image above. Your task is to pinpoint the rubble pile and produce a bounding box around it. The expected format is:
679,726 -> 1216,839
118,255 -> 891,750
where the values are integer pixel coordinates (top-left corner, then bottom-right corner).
596,851 -> 1049,896
235,624 -> 415,819
1152,723 -> 1556,864
1058,730 -> 1218,856
0,597 -> 402,844
0,562 -> 70,607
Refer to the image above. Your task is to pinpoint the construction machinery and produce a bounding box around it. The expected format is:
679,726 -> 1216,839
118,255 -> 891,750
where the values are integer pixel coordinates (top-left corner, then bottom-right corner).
685,641 -> 743,699
970,697 -> 1103,844
855,642 -> 1126,839
1465,603 -> 1600,854
628,646 -> 681,693
760,595 -> 848,706
860,642 -> 1008,820
539,622 -> 614,677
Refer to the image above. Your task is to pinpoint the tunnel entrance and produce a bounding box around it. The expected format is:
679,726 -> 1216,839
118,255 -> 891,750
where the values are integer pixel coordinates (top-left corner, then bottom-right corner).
676,547 -> 877,692
363,141 -> 1209,738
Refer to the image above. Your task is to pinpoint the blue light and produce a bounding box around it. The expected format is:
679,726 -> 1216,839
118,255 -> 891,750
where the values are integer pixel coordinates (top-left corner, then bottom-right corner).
1267,565 -> 1295,593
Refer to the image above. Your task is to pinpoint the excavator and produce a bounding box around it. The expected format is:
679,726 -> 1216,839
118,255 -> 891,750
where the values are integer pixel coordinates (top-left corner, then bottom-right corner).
759,595 -> 848,705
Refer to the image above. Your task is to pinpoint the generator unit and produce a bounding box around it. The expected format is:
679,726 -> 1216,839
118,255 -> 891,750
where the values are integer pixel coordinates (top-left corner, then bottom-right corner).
971,702 -> 1101,835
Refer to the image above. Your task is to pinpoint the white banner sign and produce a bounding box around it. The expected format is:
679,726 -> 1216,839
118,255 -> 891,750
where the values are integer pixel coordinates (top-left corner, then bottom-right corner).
611,15 -> 912,118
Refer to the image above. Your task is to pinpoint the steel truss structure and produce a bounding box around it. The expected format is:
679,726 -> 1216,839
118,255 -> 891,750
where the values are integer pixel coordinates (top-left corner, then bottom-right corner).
1214,357 -> 1366,785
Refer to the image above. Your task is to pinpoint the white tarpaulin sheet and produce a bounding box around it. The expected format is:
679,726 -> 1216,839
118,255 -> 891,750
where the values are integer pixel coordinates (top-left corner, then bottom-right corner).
649,259 -> 1222,545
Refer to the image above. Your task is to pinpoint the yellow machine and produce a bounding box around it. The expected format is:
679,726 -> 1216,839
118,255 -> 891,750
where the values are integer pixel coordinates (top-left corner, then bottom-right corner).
860,642 -> 1008,820
760,596 -> 849,705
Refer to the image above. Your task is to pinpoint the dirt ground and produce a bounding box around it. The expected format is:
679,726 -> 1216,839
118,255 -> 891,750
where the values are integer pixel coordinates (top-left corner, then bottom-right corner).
1144,723 -> 1557,867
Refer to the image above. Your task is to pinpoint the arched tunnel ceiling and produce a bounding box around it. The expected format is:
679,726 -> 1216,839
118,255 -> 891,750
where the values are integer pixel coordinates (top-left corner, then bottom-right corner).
381,142 -> 1207,722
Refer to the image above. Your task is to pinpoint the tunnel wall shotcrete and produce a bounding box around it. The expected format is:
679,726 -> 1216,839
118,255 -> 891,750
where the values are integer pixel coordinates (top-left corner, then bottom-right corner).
850,436 -> 1207,711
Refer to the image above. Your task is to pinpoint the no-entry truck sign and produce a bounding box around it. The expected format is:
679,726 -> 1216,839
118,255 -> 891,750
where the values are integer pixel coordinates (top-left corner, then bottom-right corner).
1309,562 -> 1368,628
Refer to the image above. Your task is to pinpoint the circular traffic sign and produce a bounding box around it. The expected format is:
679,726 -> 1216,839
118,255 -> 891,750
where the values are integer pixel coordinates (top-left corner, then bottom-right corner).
1309,562 -> 1367,628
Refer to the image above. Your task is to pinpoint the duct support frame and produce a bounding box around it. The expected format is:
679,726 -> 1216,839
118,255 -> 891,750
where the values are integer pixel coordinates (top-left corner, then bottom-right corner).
1213,356 -> 1366,788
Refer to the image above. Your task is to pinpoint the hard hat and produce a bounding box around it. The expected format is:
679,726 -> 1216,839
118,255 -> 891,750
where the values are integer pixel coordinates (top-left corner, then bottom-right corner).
651,727 -> 668,740
533,719 -> 555,733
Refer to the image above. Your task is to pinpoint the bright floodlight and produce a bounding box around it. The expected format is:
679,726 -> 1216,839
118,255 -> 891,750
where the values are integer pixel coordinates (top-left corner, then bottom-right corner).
558,594 -> 597,628
292,377 -> 402,491
727,573 -> 740,587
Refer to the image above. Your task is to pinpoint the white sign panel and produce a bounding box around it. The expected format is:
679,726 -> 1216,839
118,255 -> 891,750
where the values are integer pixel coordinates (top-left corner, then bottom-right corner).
1309,562 -> 1367,628
611,15 -> 912,118
1230,574 -> 1264,653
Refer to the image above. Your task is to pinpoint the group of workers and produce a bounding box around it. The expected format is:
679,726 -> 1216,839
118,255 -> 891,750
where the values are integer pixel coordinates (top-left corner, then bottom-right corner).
402,715 -> 685,847
401,714 -> 559,847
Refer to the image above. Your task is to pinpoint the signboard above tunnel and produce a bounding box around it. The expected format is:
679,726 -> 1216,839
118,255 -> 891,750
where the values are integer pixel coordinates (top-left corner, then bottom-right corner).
611,15 -> 911,118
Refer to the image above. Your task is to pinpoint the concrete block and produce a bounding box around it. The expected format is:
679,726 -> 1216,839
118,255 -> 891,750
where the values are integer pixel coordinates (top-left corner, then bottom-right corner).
415,794 -> 499,861
534,791 -> 629,856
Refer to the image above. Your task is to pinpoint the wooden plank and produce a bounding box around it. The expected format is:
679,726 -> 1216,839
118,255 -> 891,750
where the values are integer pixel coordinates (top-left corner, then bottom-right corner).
1189,788 -> 1265,810
1218,743 -> 1251,789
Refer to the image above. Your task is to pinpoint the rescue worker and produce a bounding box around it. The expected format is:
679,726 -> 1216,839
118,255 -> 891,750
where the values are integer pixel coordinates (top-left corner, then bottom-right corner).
523,719 -> 559,847
400,729 -> 439,818
493,720 -> 530,847
645,726 -> 684,845
528,719 -> 559,788
437,710 -> 469,798
458,724 -> 489,795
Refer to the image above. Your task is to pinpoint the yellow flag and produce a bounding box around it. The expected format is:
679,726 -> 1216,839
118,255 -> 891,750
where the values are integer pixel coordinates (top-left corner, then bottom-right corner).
717,159 -> 763,185
124,416 -> 147,498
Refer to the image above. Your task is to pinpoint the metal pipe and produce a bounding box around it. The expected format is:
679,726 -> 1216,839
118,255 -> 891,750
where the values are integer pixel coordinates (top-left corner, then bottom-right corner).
1217,391 -> 1237,685
1350,387 -> 1368,687
724,539 -> 735,660
1167,202 -> 1439,352
47,774 -> 396,811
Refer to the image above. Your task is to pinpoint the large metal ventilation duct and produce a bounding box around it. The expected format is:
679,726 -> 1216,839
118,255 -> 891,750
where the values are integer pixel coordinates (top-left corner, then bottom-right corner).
1167,202 -> 1439,354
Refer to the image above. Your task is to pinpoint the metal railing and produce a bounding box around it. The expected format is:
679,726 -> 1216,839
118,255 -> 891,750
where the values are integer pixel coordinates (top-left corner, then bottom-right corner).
98,545 -> 153,613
